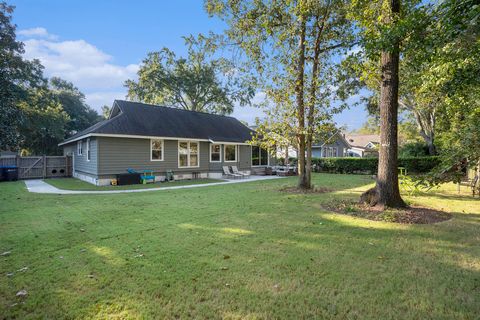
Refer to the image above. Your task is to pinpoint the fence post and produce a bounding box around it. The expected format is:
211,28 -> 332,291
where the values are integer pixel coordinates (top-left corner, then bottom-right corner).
43,155 -> 47,179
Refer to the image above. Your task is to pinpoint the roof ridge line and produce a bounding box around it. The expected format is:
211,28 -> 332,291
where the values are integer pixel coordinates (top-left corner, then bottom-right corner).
114,99 -> 239,120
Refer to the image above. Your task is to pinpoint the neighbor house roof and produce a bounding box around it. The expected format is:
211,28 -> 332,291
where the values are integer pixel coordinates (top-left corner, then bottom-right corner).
59,100 -> 255,146
312,131 -> 351,148
344,134 -> 380,149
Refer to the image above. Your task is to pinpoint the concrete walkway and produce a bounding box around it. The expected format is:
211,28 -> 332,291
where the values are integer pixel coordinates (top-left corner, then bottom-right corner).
24,176 -> 284,195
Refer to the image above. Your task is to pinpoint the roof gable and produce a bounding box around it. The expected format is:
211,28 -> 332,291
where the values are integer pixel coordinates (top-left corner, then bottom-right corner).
345,134 -> 380,149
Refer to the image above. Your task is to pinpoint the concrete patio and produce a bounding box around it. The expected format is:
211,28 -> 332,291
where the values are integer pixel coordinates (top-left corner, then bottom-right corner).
24,175 -> 284,195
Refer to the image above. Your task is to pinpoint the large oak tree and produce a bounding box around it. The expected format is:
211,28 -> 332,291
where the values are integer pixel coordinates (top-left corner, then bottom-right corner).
206,0 -> 354,189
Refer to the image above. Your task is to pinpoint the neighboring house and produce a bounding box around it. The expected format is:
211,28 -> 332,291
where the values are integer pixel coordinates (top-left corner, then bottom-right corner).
344,134 -> 380,157
311,132 -> 351,158
59,100 -> 275,185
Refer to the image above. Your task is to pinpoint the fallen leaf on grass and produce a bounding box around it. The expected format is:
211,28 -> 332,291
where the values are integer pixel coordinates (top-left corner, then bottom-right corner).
16,290 -> 27,297
1,251 -> 11,256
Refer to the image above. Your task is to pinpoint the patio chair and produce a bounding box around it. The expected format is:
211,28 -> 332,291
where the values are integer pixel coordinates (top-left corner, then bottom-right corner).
222,166 -> 242,179
231,165 -> 250,178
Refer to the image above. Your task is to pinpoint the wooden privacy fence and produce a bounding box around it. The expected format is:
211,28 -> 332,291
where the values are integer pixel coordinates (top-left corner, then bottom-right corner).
0,156 -> 72,179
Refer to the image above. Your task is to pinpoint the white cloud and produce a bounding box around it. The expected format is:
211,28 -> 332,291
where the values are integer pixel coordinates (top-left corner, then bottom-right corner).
18,27 -> 58,40
20,28 -> 138,111
23,38 -> 139,91
85,91 -> 128,109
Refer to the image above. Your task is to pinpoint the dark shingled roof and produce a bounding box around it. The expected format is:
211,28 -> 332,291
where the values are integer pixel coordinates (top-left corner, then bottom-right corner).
60,100 -> 255,145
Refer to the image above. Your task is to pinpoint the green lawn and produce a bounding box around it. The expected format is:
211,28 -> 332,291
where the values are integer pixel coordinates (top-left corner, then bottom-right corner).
44,177 -> 223,191
0,173 -> 478,319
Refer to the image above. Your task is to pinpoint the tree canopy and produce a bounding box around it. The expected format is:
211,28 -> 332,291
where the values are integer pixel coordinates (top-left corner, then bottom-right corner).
206,0 -> 355,189
125,35 -> 254,115
0,1 -> 44,151
0,2 -> 101,155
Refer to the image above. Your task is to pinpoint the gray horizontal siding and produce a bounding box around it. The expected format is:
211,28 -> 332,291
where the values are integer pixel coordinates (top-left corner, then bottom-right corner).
313,138 -> 349,158
208,144 -> 252,172
97,137 -> 210,175
63,138 -> 98,175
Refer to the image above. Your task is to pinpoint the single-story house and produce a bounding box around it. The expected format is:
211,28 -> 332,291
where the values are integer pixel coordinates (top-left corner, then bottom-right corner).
59,100 -> 275,185
344,134 -> 380,157
311,132 -> 351,158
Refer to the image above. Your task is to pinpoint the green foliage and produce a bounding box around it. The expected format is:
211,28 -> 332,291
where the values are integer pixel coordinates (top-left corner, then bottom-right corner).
0,1 -> 44,150
312,156 -> 440,174
50,77 -> 101,135
101,105 -> 111,119
399,142 -> 429,157
398,173 -> 437,196
125,34 -> 254,115
0,3 -> 101,154
207,0 -> 356,188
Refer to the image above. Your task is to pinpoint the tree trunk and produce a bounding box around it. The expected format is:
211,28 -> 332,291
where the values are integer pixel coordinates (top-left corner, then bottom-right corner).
305,13 -> 327,188
411,106 -> 436,155
285,146 -> 289,165
296,18 -> 308,189
362,0 -> 405,208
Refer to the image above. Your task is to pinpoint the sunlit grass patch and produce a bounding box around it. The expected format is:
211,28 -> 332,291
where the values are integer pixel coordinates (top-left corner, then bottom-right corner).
0,173 -> 479,319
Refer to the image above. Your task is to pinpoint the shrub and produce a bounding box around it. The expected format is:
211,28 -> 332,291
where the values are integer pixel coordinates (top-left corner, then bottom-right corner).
399,142 -> 430,157
312,156 -> 440,174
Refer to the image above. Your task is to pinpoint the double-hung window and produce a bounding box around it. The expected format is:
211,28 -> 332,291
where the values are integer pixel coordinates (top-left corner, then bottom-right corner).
151,139 -> 164,161
77,140 -> 83,156
178,141 -> 199,167
224,144 -> 237,162
210,144 -> 221,162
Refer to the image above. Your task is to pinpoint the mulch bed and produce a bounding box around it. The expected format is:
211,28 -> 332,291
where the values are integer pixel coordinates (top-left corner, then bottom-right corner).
280,186 -> 334,194
324,201 -> 452,224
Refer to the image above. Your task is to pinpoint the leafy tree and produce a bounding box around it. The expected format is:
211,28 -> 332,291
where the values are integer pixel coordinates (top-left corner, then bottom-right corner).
430,0 -> 480,176
347,0 -> 436,208
125,34 -> 254,115
399,141 -> 429,157
101,105 -> 111,119
206,0 -> 354,189
0,1 -> 44,151
18,87 -> 69,155
352,117 -> 380,135
49,77 -> 101,135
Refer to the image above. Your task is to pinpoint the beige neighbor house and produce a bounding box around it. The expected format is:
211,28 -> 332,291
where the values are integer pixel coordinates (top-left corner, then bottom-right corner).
344,134 -> 380,157
311,132 -> 380,158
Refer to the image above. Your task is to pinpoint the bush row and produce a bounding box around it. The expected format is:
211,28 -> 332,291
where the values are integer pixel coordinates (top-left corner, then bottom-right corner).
311,156 -> 440,174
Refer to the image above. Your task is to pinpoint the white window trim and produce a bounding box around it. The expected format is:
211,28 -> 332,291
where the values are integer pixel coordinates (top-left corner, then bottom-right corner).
224,144 -> 237,163
178,140 -> 200,168
210,143 -> 221,163
150,139 -> 164,161
77,140 -> 83,156
86,138 -> 90,161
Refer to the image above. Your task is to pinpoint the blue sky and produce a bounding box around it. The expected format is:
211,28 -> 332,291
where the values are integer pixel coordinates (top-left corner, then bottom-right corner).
11,0 -> 368,129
